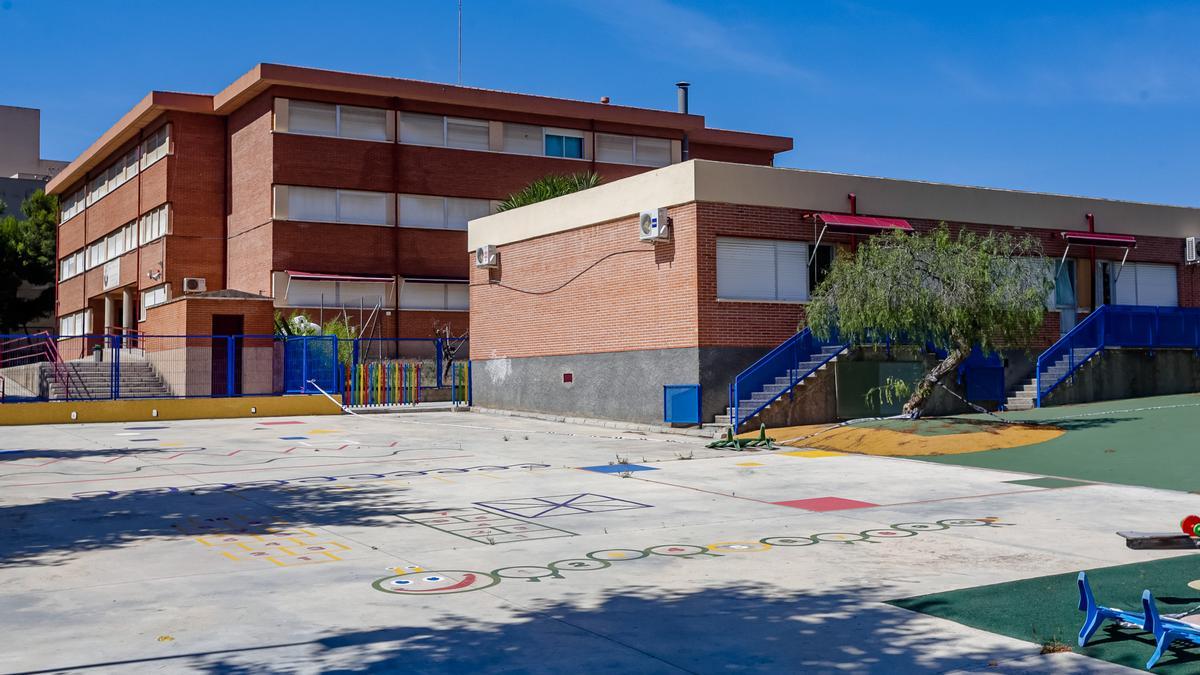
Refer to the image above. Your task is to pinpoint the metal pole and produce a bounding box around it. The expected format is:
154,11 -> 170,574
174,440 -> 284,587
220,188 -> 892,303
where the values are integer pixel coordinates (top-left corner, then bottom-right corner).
457,0 -> 463,85
226,336 -> 235,397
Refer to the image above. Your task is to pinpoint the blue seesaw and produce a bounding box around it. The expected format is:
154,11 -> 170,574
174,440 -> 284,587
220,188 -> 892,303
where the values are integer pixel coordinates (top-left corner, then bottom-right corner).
1077,571 -> 1200,670
1077,571 -> 1147,647
1142,589 -> 1200,670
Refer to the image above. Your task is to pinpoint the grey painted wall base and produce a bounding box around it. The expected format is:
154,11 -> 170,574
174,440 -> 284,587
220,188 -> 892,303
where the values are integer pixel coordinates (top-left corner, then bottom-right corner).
472,345 -> 779,427
1043,348 -> 1200,407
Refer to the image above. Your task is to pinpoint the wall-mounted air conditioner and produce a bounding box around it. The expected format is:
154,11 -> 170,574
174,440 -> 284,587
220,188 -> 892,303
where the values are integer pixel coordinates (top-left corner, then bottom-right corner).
475,244 -> 499,269
639,208 -> 670,241
1186,236 -> 1198,264
183,277 -> 206,293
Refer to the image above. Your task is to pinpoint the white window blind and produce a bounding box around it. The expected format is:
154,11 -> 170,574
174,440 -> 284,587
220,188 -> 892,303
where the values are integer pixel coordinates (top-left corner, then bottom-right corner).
716,238 -> 809,302
86,146 -> 139,206
338,105 -> 388,141
596,134 -> 635,164
446,197 -> 491,229
400,281 -> 469,310
337,282 -> 389,308
59,251 -> 84,281
1128,263 -> 1176,305
446,117 -> 489,150
86,241 -> 105,269
59,309 -> 91,337
140,124 -> 170,168
400,112 -> 446,145
139,205 -> 169,244
286,280 -> 337,307
61,190 -> 85,222
399,194 -> 447,228
635,137 -> 672,167
502,123 -> 542,155
288,187 -> 337,223
140,284 -> 169,320
337,190 -> 391,225
289,100 -> 338,136
399,195 -> 491,230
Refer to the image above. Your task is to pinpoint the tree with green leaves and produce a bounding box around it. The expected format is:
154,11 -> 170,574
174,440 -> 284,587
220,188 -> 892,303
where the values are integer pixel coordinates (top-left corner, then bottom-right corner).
496,172 -> 601,212
805,225 -> 1052,417
0,190 -> 58,333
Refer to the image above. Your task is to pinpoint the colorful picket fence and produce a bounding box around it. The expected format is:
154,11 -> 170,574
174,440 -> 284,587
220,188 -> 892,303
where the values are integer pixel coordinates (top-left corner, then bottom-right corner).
450,361 -> 470,405
344,361 -> 421,407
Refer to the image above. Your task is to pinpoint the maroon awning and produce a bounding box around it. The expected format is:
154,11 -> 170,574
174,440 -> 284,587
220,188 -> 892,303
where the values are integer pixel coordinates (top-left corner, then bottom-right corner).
1060,231 -> 1137,248
815,213 -> 913,232
286,270 -> 395,283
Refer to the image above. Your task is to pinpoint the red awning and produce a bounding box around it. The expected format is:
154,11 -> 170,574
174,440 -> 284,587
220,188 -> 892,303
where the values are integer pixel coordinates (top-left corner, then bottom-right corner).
815,213 -> 913,232
286,270 -> 395,283
1060,231 -> 1137,248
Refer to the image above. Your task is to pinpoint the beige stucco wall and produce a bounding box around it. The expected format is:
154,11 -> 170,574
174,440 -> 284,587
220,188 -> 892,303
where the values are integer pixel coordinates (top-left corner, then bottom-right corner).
468,159 -> 1200,250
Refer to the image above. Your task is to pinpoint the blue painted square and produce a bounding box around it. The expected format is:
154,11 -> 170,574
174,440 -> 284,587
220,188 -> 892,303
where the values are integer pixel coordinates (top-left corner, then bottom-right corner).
279,436 -> 308,440
578,464 -> 658,474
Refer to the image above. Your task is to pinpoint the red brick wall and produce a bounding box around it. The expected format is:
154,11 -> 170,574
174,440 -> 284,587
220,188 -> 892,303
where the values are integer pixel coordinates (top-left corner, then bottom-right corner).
469,204 -> 699,360
689,142 -> 775,166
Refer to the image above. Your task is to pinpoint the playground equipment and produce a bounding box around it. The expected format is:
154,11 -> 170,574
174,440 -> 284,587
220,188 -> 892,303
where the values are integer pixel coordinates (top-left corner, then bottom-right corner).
1076,571 -> 1200,670
1116,515 -> 1200,550
707,423 -> 775,450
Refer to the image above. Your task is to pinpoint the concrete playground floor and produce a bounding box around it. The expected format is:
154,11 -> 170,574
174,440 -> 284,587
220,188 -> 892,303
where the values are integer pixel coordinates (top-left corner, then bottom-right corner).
1,409 -> 1197,673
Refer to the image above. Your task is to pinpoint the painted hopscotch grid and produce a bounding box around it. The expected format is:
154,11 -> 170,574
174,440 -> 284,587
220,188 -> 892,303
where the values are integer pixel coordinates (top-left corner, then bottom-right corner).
176,515 -> 352,567
400,507 -> 577,545
474,493 -> 652,519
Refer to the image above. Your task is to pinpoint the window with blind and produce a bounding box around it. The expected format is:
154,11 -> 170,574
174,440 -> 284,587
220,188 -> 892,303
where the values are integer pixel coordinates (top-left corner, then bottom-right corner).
399,194 -> 491,230
140,284 -> 169,320
446,117 -> 489,150
59,250 -> 84,281
1108,262 -> 1178,307
60,189 -> 85,223
716,238 -> 809,302
140,124 -> 170,169
285,187 -> 392,226
595,133 -> 672,167
400,281 -> 469,310
502,123 -> 542,155
286,101 -> 389,142
139,205 -> 169,244
59,309 -> 92,337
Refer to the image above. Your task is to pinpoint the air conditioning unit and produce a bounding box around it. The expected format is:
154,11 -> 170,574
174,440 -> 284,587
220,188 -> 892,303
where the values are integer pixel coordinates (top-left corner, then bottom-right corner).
475,244 -> 499,269
639,208 -> 670,241
183,277 -> 206,293
1187,236 -> 1198,264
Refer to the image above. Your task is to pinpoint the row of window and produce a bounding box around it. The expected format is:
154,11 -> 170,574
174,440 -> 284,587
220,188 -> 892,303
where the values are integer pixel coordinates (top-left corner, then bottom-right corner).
278,186 -> 492,230
59,205 -> 169,282
283,279 -> 468,311
714,237 -> 1181,310
277,98 -> 674,167
61,125 -> 171,223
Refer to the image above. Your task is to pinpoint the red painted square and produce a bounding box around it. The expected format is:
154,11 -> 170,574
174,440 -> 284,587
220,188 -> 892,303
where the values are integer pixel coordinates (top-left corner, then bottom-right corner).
773,497 -> 878,512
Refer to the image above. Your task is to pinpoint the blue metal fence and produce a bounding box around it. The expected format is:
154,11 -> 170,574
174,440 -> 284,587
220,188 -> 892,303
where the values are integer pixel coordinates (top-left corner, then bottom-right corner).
0,333 -> 472,405
1035,305 -> 1200,406
728,328 -> 849,429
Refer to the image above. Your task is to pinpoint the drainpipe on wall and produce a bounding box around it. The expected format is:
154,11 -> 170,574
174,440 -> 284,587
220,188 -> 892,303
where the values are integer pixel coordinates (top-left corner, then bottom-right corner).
1087,212 -> 1096,310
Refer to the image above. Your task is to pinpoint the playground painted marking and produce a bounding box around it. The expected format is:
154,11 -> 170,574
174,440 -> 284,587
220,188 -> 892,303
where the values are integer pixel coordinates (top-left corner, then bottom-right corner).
399,507 -> 577,545
373,518 -> 1011,595
175,515 -> 353,567
735,462 -> 764,467
474,493 -> 652,519
779,450 -> 846,458
578,464 -> 659,474
773,497 -> 879,512
259,421 -> 305,426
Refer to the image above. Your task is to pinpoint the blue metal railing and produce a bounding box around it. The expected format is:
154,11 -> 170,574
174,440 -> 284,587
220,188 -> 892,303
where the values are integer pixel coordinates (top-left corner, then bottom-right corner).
1035,305 -> 1200,406
728,328 -> 848,428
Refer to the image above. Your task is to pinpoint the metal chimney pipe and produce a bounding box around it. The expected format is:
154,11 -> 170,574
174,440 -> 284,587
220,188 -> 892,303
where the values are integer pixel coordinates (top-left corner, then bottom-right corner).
676,81 -> 691,161
675,81 -> 690,114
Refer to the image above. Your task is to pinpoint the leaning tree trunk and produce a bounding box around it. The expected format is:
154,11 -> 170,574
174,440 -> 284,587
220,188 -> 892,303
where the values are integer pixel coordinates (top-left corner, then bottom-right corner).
902,344 -> 971,418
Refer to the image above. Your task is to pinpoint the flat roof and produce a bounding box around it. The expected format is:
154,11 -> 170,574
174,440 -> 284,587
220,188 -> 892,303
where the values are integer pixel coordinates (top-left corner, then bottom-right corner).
466,160 -> 1200,250
47,64 -> 792,195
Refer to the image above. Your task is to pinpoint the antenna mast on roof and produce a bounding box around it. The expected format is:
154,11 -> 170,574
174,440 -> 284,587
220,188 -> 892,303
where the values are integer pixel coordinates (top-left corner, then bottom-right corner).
457,0 -> 463,85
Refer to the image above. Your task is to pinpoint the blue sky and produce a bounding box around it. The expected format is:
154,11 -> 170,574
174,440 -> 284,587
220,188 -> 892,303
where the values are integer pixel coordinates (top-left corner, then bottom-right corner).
5,0 -> 1199,205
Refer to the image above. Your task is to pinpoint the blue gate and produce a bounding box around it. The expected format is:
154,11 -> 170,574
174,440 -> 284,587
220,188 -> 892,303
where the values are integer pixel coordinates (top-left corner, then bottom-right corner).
283,336 -> 340,394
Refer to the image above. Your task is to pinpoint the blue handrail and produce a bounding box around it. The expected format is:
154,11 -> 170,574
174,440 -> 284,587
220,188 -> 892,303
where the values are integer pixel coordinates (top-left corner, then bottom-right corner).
728,327 -> 848,428
1035,305 -> 1200,406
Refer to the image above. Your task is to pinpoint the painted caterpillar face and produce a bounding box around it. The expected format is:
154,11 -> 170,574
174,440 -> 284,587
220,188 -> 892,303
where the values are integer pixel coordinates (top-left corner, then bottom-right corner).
372,570 -> 498,595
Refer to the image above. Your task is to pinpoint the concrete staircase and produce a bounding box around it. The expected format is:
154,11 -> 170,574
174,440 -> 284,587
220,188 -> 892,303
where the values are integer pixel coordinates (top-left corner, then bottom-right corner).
712,344 -> 847,428
48,360 -> 171,400
1004,347 -> 1099,411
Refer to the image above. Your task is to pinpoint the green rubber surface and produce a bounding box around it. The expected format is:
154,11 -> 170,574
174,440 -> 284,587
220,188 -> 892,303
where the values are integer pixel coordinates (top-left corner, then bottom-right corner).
916,394 -> 1200,492
890,555 -> 1200,671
